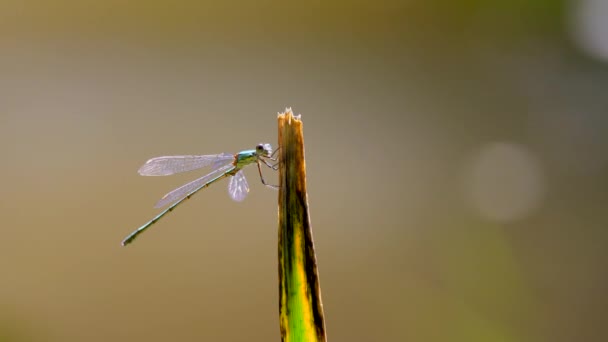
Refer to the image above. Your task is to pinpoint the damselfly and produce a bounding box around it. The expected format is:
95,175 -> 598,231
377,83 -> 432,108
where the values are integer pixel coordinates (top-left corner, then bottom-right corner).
121,143 -> 277,246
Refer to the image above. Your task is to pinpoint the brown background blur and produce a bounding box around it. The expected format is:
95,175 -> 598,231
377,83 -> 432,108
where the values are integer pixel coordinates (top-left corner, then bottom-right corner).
0,1 -> 606,341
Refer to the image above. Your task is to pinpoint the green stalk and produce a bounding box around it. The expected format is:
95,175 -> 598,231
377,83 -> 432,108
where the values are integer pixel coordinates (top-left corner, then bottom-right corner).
277,110 -> 327,342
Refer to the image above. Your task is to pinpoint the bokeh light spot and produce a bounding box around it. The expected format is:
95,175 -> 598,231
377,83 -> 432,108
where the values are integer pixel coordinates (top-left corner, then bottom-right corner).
571,0 -> 608,61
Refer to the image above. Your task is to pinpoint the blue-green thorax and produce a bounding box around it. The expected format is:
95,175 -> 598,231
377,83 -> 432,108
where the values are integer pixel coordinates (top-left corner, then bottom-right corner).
234,150 -> 258,169
233,143 -> 273,170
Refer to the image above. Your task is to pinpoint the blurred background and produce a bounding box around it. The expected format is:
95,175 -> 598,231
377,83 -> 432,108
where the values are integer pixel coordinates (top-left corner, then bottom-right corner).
0,1 -> 606,341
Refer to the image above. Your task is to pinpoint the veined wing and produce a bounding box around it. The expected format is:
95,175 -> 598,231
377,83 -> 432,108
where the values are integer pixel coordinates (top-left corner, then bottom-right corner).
154,163 -> 235,208
138,153 -> 234,176
228,170 -> 250,202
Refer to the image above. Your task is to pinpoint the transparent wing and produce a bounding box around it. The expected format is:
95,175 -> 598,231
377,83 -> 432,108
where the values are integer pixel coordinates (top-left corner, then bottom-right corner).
154,163 -> 235,208
228,170 -> 250,202
138,153 -> 234,176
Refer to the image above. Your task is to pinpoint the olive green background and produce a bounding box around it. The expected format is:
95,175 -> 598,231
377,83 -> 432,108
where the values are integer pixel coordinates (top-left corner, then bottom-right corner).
0,1 -> 606,341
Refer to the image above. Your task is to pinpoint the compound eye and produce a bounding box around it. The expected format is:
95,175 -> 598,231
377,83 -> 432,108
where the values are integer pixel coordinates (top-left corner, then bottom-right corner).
256,144 -> 264,151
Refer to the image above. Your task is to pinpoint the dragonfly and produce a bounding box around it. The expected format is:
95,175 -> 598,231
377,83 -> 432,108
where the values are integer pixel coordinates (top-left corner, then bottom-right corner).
121,143 -> 278,246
